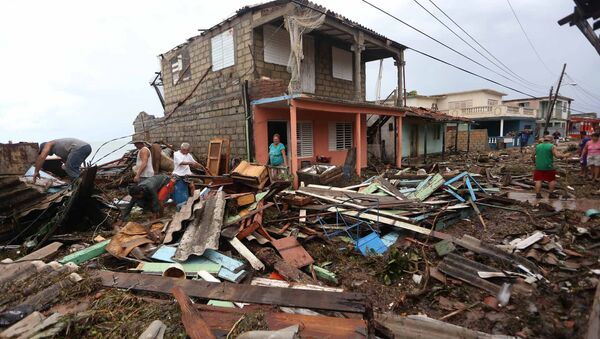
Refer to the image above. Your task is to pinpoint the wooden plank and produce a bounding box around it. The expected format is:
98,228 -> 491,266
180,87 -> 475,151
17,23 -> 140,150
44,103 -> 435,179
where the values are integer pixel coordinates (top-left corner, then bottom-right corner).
271,236 -> 314,268
194,304 -> 367,339
58,239 -> 110,265
203,249 -> 245,273
228,237 -> 265,271
96,271 -> 367,314
17,242 -> 62,262
197,271 -> 236,308
236,193 -> 255,207
172,286 -> 216,339
138,320 -> 166,339
407,173 -> 445,201
328,207 -> 449,240
587,281 -> 600,339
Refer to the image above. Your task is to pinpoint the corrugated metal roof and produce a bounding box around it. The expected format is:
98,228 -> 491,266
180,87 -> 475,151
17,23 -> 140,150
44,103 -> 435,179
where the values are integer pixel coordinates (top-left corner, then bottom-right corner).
404,106 -> 471,122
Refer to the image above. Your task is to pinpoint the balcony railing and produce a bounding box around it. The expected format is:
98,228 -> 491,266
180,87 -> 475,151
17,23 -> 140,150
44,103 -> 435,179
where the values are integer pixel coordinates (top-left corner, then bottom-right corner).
442,105 -> 538,119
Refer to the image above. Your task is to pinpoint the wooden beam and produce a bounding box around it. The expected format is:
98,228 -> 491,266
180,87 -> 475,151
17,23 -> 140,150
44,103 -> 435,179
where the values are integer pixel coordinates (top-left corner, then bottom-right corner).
17,242 -> 62,262
59,239 -> 109,265
95,271 -> 367,314
251,3 -> 296,28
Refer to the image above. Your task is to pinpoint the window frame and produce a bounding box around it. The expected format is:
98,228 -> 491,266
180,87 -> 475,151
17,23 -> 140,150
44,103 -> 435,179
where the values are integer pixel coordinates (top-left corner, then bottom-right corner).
296,121 -> 314,158
331,46 -> 353,81
328,121 -> 353,151
211,28 -> 235,71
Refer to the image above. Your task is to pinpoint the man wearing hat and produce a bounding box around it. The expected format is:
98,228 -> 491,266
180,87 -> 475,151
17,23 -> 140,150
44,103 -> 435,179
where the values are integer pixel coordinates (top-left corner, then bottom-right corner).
33,138 -> 91,183
532,134 -> 565,199
132,136 -> 155,183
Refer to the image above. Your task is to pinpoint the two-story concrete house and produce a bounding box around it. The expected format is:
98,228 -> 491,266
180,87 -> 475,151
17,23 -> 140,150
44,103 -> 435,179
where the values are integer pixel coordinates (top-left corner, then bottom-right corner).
133,0 -> 411,184
503,95 -> 573,137
407,89 -> 539,148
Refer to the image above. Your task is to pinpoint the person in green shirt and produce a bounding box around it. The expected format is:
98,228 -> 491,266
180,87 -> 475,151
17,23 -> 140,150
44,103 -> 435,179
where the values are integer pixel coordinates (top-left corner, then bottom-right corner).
268,134 -> 287,167
532,135 -> 565,199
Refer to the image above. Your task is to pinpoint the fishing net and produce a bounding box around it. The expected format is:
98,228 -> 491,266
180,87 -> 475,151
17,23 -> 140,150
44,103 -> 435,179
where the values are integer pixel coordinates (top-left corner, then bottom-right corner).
284,8 -> 325,94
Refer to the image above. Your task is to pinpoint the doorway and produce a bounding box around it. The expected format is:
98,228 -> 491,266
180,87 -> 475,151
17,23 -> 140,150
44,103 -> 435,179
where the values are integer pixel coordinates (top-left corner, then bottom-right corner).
410,124 -> 419,157
267,121 -> 290,161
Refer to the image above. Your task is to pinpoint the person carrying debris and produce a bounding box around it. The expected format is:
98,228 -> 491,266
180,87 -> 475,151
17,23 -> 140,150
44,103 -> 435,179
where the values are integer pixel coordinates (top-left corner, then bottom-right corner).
132,137 -> 154,183
532,135 -> 566,199
33,138 -> 91,183
578,131 -> 592,178
117,174 -> 172,225
582,132 -> 600,183
172,142 -> 201,197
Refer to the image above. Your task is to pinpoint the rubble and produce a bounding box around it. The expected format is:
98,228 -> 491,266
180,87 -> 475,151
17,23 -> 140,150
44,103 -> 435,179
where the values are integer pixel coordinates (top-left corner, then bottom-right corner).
2,136 -> 600,338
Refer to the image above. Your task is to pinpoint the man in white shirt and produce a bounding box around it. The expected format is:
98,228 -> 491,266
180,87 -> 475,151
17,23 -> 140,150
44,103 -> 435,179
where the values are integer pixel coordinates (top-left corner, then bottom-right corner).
173,142 -> 201,176
172,143 -> 201,200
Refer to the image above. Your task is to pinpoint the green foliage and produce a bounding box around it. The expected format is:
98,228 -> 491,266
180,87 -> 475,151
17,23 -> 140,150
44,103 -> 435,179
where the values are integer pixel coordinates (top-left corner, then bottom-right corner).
377,247 -> 409,285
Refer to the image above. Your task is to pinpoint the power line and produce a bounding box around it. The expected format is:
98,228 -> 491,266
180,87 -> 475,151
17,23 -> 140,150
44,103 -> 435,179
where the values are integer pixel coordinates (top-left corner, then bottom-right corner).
426,0 -> 545,89
412,0 -> 542,93
505,0 -> 554,76
361,0 -> 544,96
565,74 -> 600,105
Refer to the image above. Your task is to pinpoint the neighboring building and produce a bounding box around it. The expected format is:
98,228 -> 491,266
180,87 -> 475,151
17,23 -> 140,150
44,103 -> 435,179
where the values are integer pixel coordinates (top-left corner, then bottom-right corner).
503,95 -> 573,137
406,89 -> 539,148
567,114 -> 600,138
132,0 -> 409,185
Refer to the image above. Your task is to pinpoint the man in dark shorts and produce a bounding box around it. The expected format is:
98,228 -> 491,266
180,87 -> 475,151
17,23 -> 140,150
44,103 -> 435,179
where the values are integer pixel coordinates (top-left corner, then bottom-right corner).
532,135 -> 565,199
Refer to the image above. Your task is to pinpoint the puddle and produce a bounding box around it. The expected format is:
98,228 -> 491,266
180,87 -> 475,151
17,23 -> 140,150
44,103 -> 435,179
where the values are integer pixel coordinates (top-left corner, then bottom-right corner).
506,191 -> 600,212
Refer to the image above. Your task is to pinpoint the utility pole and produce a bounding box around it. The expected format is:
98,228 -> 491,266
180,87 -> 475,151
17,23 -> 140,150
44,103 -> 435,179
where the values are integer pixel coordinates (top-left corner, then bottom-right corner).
543,63 -> 567,134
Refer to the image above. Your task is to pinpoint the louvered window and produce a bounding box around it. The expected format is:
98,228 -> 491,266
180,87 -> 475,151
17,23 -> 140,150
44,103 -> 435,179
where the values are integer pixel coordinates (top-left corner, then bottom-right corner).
296,122 -> 313,157
211,28 -> 235,71
263,25 -> 290,66
328,122 -> 353,151
332,47 -> 353,81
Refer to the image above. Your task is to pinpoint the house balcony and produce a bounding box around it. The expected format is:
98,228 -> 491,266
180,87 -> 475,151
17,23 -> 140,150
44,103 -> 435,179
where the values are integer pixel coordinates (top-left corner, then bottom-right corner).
442,105 -> 538,119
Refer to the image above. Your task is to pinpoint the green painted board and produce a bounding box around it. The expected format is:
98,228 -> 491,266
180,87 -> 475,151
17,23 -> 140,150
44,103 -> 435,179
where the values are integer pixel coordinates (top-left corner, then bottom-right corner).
408,174 -> 445,201
311,265 -> 338,284
207,300 -> 236,308
59,239 -> 110,265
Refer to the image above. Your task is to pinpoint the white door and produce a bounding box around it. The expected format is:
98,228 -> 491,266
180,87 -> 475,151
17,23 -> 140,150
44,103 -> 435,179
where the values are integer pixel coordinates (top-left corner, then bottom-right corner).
300,36 -> 315,93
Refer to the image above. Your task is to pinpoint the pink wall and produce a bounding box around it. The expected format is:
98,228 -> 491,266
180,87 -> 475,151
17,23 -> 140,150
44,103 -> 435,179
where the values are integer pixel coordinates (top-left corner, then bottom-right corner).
253,106 -> 368,169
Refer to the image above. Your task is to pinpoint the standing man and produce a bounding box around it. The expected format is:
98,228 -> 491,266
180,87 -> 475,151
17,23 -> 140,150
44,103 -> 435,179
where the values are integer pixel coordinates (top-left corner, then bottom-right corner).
578,131 -> 592,178
552,130 -> 561,145
173,142 -> 201,195
133,139 -> 154,183
34,138 -> 91,183
518,129 -> 530,153
532,135 -> 565,199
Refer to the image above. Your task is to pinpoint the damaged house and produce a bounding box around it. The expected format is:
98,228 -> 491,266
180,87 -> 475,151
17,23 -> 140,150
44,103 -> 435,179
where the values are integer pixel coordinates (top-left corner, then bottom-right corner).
134,0 -> 464,186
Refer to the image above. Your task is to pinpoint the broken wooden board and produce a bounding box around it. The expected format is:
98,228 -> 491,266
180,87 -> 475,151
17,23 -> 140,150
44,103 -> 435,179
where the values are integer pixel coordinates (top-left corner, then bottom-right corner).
228,237 -> 265,271
251,277 -> 342,292
587,279 -> 600,339
406,173 -> 445,201
235,193 -> 255,207
138,320 -> 166,339
328,207 -> 450,240
172,286 -> 216,339
151,246 -> 245,273
59,239 -> 110,265
194,304 -> 367,339
96,271 -> 367,314
174,191 -> 225,261
16,242 -> 62,262
271,236 -> 314,268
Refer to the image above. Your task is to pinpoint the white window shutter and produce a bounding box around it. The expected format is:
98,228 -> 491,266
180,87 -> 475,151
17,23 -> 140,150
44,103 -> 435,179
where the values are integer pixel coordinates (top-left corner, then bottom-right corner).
329,122 -> 353,151
296,122 -> 313,157
212,28 -> 235,71
263,25 -> 290,66
332,47 -> 353,81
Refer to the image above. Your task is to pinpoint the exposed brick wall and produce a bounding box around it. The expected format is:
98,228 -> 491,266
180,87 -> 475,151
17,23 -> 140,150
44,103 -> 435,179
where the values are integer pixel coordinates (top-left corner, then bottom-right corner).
248,78 -> 287,101
445,129 -> 489,152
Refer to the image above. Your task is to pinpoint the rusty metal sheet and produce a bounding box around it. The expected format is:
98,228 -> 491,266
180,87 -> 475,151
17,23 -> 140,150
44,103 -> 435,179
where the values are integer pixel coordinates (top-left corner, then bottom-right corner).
272,236 -> 314,268
0,142 -> 38,175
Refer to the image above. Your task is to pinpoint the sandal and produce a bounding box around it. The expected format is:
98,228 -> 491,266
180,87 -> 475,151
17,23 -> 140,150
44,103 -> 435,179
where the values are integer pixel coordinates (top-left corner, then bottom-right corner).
548,192 -> 559,199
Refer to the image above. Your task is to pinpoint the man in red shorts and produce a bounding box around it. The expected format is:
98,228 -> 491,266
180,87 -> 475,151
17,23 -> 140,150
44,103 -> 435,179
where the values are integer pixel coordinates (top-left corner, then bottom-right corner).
532,135 -> 565,199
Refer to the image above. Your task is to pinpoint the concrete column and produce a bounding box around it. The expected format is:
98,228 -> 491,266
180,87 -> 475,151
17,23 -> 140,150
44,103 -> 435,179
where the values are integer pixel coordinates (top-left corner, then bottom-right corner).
353,32 -> 364,101
395,116 -> 403,168
290,104 -> 298,188
355,113 -> 362,176
467,123 -> 471,153
441,123 -> 446,159
500,119 -> 505,136
395,53 -> 404,107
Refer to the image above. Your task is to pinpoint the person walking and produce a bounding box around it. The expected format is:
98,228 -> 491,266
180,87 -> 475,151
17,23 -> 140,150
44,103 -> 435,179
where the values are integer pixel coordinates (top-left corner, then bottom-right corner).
532,135 -> 565,199
582,132 -> 600,183
518,129 -> 530,153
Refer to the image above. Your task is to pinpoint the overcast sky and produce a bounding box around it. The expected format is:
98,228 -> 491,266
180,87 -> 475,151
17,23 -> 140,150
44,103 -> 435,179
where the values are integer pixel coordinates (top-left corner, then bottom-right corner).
1,0 -> 598,146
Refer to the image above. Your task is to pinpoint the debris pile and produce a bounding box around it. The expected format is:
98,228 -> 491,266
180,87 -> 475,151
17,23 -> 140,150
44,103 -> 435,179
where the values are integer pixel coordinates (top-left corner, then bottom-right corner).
1,143 -> 600,338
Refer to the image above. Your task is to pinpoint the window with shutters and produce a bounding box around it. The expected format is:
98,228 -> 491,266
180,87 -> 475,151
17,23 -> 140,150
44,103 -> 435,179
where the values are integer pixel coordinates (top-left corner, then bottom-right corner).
328,122 -> 353,151
170,49 -> 191,85
263,24 -> 290,66
211,28 -> 235,71
487,99 -> 498,106
331,47 -> 353,81
296,122 -> 313,157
